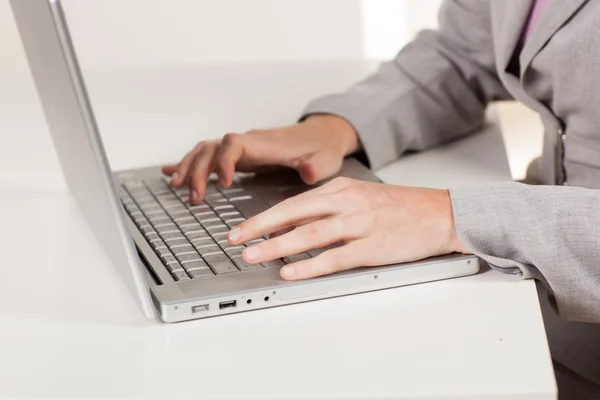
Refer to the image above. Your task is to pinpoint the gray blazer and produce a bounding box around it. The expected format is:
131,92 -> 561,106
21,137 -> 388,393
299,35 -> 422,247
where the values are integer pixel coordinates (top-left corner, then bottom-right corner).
303,0 -> 600,322
302,0 -> 600,390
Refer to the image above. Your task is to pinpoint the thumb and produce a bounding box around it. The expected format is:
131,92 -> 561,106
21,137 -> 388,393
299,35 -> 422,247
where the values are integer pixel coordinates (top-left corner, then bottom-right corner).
296,152 -> 343,185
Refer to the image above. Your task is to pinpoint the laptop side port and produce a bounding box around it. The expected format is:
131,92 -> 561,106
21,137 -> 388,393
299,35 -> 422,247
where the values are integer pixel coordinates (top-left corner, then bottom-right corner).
219,300 -> 237,310
191,304 -> 210,313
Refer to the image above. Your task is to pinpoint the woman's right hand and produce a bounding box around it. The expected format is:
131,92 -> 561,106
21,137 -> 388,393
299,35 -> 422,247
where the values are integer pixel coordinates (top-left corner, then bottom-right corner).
161,115 -> 361,204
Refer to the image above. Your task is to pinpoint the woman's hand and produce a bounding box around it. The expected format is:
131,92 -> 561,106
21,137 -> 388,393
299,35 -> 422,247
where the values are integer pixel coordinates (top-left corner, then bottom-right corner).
162,115 -> 360,204
227,177 -> 470,280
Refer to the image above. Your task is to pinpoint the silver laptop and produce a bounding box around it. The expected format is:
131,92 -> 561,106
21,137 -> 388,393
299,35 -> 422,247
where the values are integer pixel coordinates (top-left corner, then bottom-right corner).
11,0 -> 480,322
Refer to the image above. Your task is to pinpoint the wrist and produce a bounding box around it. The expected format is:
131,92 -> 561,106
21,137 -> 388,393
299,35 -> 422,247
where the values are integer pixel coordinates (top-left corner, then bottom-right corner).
304,114 -> 361,156
443,190 -> 471,255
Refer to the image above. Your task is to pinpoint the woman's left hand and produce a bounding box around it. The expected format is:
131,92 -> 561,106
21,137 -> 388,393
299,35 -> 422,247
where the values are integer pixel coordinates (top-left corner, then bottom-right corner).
226,177 -> 470,280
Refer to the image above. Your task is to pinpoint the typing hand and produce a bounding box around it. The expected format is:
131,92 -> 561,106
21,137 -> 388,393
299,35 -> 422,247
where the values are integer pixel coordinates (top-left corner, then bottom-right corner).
162,115 -> 360,204
226,177 -> 470,280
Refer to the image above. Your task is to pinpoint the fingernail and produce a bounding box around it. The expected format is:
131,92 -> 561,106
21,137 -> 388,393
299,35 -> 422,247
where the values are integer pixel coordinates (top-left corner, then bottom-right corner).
228,227 -> 242,242
219,178 -> 227,188
244,246 -> 262,261
171,172 -> 180,184
281,267 -> 295,279
190,190 -> 198,203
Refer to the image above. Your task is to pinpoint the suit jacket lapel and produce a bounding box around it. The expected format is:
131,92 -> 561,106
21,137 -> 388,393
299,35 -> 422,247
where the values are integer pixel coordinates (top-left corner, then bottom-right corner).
520,0 -> 589,75
495,1 -> 532,74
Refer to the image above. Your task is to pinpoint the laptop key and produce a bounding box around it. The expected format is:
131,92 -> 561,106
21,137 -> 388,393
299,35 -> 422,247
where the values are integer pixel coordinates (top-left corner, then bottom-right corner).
139,226 -> 156,235
197,245 -> 222,256
213,204 -> 235,211
165,262 -> 184,273
145,232 -> 159,240
225,218 -> 246,228
174,217 -> 196,227
206,224 -> 229,233
125,181 -> 146,190
161,254 -> 177,264
200,217 -> 222,226
149,237 -> 165,247
221,188 -> 246,198
160,232 -> 185,241
155,247 -> 171,256
189,203 -> 210,211
157,196 -> 179,204
224,246 -> 245,257
128,210 -> 143,218
194,211 -> 218,220
204,253 -> 229,264
168,209 -> 193,217
171,245 -> 195,255
189,237 -> 215,246
180,224 -> 204,233
231,255 -> 262,271
163,204 -> 187,212
210,232 -> 228,240
176,253 -> 202,263
164,238 -> 189,247
208,259 -> 239,275
148,218 -> 172,226
262,259 -> 285,268
141,207 -> 163,216
173,212 -> 194,221
144,209 -> 166,216
283,253 -> 312,264
218,210 -> 241,218
182,260 -> 209,270
205,197 -> 229,207
172,271 -> 191,281
185,231 -> 210,240
229,195 -> 253,202
157,227 -> 180,235
188,268 -> 213,279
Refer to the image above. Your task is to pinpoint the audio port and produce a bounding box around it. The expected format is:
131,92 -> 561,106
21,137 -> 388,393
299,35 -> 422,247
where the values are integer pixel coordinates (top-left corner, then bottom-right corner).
264,296 -> 270,302
246,299 -> 252,305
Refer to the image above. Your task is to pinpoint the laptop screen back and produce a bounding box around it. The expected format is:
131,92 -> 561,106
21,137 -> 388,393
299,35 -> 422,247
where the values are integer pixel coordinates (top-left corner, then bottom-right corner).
10,0 -> 155,319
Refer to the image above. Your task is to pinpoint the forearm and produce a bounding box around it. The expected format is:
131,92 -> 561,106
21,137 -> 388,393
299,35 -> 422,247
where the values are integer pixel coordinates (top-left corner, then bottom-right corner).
449,182 -> 600,323
301,0 -> 511,170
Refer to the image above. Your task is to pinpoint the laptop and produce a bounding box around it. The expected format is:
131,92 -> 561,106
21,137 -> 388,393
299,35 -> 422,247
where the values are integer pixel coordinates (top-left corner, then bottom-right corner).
10,0 -> 480,322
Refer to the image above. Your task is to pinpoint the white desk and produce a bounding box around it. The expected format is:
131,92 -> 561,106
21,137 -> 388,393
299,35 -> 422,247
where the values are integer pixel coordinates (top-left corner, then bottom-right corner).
0,62 -> 556,399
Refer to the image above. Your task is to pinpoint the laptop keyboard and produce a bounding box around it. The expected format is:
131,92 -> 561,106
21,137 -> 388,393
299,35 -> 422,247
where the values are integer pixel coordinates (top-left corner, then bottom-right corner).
119,178 -> 294,281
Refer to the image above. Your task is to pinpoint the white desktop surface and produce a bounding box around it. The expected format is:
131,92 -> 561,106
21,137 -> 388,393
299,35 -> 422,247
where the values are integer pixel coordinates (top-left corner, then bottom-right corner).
0,62 -> 556,399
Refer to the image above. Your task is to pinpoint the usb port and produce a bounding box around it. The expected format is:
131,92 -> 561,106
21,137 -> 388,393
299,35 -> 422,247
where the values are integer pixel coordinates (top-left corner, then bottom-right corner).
191,304 -> 210,313
219,300 -> 237,310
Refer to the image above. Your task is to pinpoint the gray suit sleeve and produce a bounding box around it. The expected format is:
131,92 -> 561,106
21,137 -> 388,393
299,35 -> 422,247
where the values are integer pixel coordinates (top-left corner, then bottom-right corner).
450,183 -> 600,323
301,0 -> 512,170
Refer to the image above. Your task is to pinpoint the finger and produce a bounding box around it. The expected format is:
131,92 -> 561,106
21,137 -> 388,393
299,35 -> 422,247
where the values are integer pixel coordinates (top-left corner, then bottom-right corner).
296,153 -> 342,185
171,145 -> 204,188
215,133 -> 244,188
188,145 -> 218,203
279,241 -> 366,280
267,213 -> 325,238
227,193 -> 339,245
242,218 -> 354,264
295,176 -> 354,198
161,164 -> 178,176
268,226 -> 294,239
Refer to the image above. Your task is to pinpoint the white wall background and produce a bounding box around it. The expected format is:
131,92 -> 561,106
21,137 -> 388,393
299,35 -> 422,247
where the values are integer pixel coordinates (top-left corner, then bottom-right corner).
0,0 -> 538,183
1,0 -> 442,74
